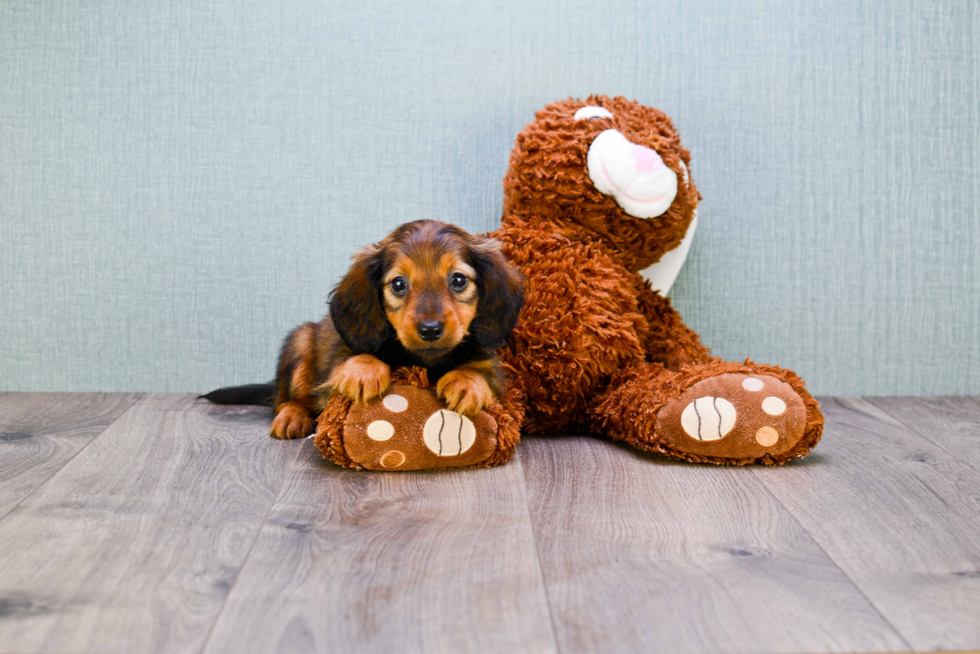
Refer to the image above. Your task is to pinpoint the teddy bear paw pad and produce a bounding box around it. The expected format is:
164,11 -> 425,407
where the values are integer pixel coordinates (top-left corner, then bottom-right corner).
657,373 -> 807,460
423,410 -> 477,456
341,385 -> 498,471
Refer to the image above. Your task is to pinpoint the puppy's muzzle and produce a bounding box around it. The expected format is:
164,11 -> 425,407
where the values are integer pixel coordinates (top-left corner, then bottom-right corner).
417,320 -> 444,342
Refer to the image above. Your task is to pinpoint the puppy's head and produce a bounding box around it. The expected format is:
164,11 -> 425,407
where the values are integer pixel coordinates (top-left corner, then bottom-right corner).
329,221 -> 524,359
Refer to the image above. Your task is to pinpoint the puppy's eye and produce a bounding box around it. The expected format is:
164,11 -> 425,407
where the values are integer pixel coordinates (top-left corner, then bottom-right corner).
389,277 -> 408,296
449,272 -> 468,291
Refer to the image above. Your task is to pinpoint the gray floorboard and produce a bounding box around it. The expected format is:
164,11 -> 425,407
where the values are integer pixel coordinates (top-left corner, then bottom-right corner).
872,395 -> 980,466
1,394 -> 979,653
0,395 -> 301,654
520,434 -> 909,654
202,442 -> 557,654
0,392 -> 142,521
752,397 -> 980,652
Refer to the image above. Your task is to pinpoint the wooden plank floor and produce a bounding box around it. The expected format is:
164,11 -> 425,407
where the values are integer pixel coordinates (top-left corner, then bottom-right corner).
0,393 -> 979,654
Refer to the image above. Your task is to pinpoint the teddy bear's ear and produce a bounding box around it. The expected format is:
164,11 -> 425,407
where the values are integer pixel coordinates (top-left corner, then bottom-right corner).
329,244 -> 391,354
468,238 -> 525,350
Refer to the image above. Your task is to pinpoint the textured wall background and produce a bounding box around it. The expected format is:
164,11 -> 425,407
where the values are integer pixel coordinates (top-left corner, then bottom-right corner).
1,0 -> 978,396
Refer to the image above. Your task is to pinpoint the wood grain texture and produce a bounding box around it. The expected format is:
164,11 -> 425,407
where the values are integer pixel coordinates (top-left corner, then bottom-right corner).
872,396 -> 980,465
753,397 -> 980,652
0,394 -> 302,654
0,392 -> 142,521
519,434 -> 907,654
3,394 -> 979,654
202,443 -> 557,654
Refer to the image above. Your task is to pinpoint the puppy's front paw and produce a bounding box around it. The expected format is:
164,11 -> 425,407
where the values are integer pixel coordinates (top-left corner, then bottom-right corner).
328,354 -> 391,404
436,369 -> 494,418
271,401 -> 315,439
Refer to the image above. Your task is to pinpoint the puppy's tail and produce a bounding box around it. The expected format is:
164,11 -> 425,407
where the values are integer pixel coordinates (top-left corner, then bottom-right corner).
201,382 -> 276,407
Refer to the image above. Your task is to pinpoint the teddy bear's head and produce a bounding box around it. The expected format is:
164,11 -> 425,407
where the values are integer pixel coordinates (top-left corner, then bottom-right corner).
502,96 -> 700,273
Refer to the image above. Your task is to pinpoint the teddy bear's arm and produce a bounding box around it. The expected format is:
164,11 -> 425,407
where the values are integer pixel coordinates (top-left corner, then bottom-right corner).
636,283 -> 713,370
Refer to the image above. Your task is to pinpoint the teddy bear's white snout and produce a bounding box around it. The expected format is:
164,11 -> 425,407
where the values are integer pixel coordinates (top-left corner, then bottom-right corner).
586,129 -> 678,219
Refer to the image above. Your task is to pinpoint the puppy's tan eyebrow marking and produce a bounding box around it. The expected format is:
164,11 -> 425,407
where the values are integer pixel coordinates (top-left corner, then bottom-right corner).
434,252 -> 473,278
455,262 -> 476,280
383,257 -> 411,285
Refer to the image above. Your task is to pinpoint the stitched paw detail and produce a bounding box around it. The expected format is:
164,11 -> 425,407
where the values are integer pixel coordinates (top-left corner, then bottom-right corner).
657,373 -> 807,459
423,410 -> 477,456
339,385 -> 498,471
680,397 -> 736,441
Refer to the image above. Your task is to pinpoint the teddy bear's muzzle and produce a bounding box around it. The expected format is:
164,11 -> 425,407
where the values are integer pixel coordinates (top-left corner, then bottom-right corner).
586,129 -> 678,219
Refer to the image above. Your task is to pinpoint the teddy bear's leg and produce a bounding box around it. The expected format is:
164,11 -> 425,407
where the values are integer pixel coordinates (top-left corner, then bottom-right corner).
635,284 -> 715,369
588,360 -> 824,465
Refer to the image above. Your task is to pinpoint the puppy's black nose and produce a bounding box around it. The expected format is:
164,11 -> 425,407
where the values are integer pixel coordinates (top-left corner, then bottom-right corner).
417,320 -> 444,342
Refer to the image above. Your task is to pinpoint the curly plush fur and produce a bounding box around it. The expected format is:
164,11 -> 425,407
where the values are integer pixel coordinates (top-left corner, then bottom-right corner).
317,95 -> 822,468
486,95 -> 822,464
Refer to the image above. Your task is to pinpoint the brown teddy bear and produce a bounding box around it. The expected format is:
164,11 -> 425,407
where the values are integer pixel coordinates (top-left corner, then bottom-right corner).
315,96 -> 824,470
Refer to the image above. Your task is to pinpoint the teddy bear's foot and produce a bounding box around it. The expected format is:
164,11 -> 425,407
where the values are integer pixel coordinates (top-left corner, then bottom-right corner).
589,361 -> 823,465
314,368 -> 525,471
341,384 -> 499,471
655,373 -> 808,462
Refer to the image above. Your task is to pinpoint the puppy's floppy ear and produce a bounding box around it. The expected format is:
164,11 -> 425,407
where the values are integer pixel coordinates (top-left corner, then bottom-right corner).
468,237 -> 525,349
328,244 -> 390,353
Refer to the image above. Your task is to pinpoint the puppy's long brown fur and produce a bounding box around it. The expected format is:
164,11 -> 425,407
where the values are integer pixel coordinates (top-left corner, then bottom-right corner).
269,220 -> 524,439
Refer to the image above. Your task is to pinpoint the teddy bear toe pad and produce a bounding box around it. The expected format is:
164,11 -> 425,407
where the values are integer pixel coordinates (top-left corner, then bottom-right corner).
343,385 -> 497,471
657,373 -> 807,460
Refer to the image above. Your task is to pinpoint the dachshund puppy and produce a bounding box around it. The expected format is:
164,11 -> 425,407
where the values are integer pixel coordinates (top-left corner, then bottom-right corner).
206,220 -> 524,440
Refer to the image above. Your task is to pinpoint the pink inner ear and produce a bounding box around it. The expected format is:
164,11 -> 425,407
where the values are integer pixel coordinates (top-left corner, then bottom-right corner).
632,144 -> 665,173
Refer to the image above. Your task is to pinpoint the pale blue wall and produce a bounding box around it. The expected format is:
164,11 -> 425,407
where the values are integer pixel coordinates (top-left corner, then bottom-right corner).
1,0 -> 978,395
